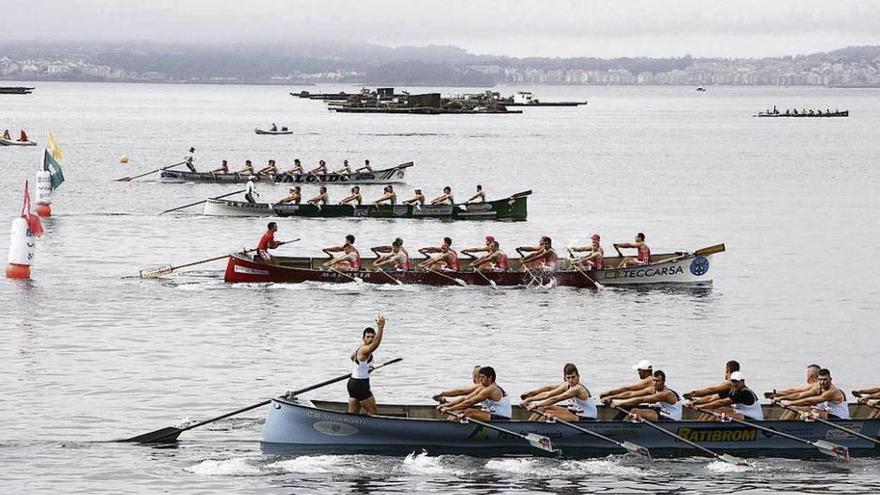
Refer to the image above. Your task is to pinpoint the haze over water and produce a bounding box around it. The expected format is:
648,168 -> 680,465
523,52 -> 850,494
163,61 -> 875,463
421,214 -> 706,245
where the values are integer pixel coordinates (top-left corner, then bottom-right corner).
1,82 -> 879,493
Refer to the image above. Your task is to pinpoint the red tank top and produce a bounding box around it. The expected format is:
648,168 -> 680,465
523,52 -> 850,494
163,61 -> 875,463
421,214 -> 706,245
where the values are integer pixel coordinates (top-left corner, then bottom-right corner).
446,249 -> 460,271
401,248 -> 413,270
638,245 -> 651,264
543,249 -> 559,266
352,247 -> 362,270
594,253 -> 605,270
496,253 -> 509,270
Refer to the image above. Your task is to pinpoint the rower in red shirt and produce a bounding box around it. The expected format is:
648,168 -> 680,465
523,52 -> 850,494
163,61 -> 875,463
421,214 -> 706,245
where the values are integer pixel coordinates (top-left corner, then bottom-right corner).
418,237 -> 460,271
519,236 -> 559,272
615,232 -> 651,268
19,129 -> 29,142
257,222 -> 280,262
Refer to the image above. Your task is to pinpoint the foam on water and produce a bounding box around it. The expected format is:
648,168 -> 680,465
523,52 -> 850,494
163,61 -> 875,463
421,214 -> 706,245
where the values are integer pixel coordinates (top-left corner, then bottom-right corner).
705,459 -> 752,473
485,457 -> 651,478
186,457 -> 263,476
267,455 -> 363,475
400,451 -> 463,476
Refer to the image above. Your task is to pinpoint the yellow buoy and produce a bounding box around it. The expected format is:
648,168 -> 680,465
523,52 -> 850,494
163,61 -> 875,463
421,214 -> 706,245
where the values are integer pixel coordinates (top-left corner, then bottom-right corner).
119,154 -> 129,164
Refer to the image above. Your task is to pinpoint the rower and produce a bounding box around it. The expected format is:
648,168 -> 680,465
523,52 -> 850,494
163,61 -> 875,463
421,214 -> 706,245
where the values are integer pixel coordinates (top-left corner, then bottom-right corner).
853,388 -> 880,419
438,366 -> 512,421
465,185 -> 485,203
776,368 -> 849,420
372,238 -> 412,271
433,366 -> 482,404
184,147 -> 197,172
612,370 -> 683,422
690,371 -> 764,421
244,175 -> 260,204
19,129 -> 29,143
765,363 -> 821,400
285,159 -> 304,175
600,360 -> 654,405
256,159 -> 277,176
2,129 -> 10,140
339,186 -> 363,205
324,243 -> 361,271
308,186 -> 329,205
521,363 -> 597,422
431,186 -> 454,205
270,123 -> 278,132
403,189 -> 426,206
461,235 -> 495,257
373,185 -> 397,205
237,159 -> 255,175
277,186 -> 301,205
211,160 -> 229,174
256,222 -> 280,263
355,159 -> 372,173
570,233 -> 605,269
309,160 -> 328,175
323,234 -> 361,270
335,160 -> 352,175
683,360 -> 740,403
614,233 -> 651,268
347,315 -> 386,415
471,240 -> 509,272
519,236 -> 559,272
418,238 -> 460,272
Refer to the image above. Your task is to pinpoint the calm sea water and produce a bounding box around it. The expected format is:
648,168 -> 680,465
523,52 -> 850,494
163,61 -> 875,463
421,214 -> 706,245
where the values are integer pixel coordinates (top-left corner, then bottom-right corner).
1,82 -> 879,494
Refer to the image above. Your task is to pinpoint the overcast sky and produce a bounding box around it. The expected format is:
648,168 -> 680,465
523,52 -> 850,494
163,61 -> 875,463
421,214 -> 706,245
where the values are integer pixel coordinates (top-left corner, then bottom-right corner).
5,0 -> 880,58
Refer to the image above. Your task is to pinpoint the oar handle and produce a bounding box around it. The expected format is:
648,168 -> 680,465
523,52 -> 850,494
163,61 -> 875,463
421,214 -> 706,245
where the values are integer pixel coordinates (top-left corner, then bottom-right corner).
158,239 -> 300,274
160,189 -> 245,215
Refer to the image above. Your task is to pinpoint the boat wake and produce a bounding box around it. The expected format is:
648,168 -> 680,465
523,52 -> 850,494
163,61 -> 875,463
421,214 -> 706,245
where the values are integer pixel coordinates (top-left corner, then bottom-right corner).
187,457 -> 263,476
266,455 -> 366,475
706,459 -> 752,473
485,457 -> 652,477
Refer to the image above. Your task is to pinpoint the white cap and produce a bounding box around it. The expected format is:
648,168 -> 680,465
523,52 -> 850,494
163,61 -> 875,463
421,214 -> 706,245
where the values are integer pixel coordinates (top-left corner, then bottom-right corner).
631,359 -> 653,371
729,371 -> 745,381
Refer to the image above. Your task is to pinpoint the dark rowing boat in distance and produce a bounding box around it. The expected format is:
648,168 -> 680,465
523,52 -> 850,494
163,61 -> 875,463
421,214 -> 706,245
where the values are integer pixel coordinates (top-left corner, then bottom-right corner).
223,247 -> 721,288
160,162 -> 413,185
203,190 -> 531,221
261,399 -> 880,458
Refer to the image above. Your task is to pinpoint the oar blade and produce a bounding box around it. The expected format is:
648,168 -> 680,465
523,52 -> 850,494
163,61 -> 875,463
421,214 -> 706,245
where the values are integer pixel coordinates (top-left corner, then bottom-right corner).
814,440 -> 850,461
121,426 -> 183,444
455,278 -> 467,286
139,265 -> 173,279
694,243 -> 725,256
620,441 -> 652,462
718,453 -> 749,467
525,433 -> 557,453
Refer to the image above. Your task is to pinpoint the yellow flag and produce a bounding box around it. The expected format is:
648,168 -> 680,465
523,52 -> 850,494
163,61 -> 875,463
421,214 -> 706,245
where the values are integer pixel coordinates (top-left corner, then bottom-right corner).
46,131 -> 63,161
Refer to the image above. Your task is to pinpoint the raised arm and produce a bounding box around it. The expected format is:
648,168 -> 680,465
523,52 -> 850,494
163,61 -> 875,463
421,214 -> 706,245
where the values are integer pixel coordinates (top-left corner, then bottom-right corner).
357,315 -> 385,358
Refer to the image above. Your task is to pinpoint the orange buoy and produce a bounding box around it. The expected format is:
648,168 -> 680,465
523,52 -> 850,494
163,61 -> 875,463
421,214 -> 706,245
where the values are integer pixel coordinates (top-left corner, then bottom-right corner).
6,217 -> 34,279
35,170 -> 53,217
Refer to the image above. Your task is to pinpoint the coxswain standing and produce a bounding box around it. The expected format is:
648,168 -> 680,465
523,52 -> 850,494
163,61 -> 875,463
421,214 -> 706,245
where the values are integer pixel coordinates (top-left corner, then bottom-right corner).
285,159 -> 304,175
256,222 -> 280,262
471,240 -> 509,272
431,186 -> 455,205
418,238 -> 460,272
403,189 -> 426,206
776,368 -> 849,420
438,366 -> 512,422
521,363 -> 597,422
308,186 -> 329,205
432,366 -> 483,404
372,238 -> 412,270
615,233 -> 651,268
347,315 -> 386,415
689,371 -> 764,421
211,160 -> 229,174
519,236 -> 559,271
244,175 -> 260,204
256,159 -> 277,176
611,370 -> 683,422
237,159 -> 255,175
570,233 -> 605,269
339,186 -> 363,205
355,159 -> 372,173
184,147 -> 197,172
309,160 -> 328,175
277,186 -> 302,205
374,185 -> 397,205
465,185 -> 485,203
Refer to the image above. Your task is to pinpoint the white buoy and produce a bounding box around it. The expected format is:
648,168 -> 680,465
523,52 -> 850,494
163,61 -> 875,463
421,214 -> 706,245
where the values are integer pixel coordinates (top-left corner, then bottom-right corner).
119,154 -> 129,164
35,170 -> 53,217
6,217 -> 35,279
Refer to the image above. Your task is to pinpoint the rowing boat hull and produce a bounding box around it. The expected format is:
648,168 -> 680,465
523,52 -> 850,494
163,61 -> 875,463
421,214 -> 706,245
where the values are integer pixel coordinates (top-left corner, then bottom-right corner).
160,163 -> 412,184
594,254 -> 715,286
755,111 -> 849,118
261,399 -> 880,458
0,138 -> 37,146
203,193 -> 529,221
255,128 -> 294,135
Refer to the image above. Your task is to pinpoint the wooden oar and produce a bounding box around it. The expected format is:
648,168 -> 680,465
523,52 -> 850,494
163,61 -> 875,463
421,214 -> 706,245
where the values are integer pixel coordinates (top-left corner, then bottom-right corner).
455,413 -> 557,454
775,403 -> 880,447
614,406 -> 747,466
135,239 -> 299,278
159,189 -> 245,215
121,357 -> 402,443
328,266 -> 364,284
688,405 -> 849,461
464,253 -> 497,289
375,268 -> 404,286
116,160 -> 186,182
566,250 -> 602,290
530,408 -> 650,461
427,268 -> 467,286
661,243 -> 727,265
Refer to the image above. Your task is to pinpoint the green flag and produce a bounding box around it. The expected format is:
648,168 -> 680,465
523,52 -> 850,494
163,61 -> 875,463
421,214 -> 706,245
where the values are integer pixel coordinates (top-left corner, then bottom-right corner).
43,149 -> 65,190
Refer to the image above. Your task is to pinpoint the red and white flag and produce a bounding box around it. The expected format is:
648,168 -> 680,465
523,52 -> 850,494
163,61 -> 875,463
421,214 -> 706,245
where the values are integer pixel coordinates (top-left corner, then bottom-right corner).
20,180 -> 44,237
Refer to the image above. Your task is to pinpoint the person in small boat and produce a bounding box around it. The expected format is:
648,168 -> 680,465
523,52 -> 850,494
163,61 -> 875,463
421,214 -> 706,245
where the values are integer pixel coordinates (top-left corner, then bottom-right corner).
373,185 -> 397,205
614,232 -> 651,268
355,159 -> 372,172
570,233 -> 605,269
244,175 -> 259,204
256,159 -> 277,176
418,238 -> 460,272
432,366 -> 483,404
335,160 -> 352,175
211,160 -> 229,174
184,147 -> 197,172
309,160 -> 328,175
372,238 -> 412,271
765,363 -> 821,400
690,371 -> 763,421
521,363 -> 597,422
285,159 -> 304,175
256,222 -> 280,262
853,388 -> 880,419
775,368 -> 849,420
270,123 -> 278,131
438,366 -> 512,421
339,186 -> 363,205
324,243 -> 362,271
431,186 -> 454,205
237,159 -> 255,174
471,240 -> 509,272
277,186 -> 302,205
600,360 -> 655,404
347,315 -> 385,415
611,370 -> 683,422
403,188 -> 426,206
519,236 -> 559,272
19,129 -> 29,142
465,184 -> 485,203
308,186 -> 329,205
2,129 -> 10,140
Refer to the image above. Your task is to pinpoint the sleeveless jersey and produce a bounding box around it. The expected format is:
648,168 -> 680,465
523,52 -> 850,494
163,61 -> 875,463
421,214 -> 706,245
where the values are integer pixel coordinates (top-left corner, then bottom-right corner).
566,384 -> 598,419
350,351 -> 373,379
495,253 -> 510,271
445,249 -> 461,271
815,391 -> 850,419
481,386 -> 512,419
729,387 -> 764,420
651,389 -> 682,420
638,245 -> 651,264
351,247 -> 362,270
